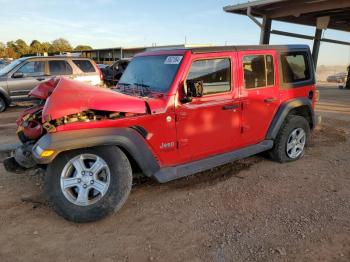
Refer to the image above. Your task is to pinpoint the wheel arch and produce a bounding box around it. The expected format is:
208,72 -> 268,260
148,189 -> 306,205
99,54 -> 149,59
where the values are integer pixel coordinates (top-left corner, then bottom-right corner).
266,98 -> 314,140
33,127 -> 160,177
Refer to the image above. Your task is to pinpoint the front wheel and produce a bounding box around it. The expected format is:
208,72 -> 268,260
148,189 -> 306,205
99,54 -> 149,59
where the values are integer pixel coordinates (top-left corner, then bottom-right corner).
0,97 -> 7,112
269,115 -> 310,163
45,146 -> 132,222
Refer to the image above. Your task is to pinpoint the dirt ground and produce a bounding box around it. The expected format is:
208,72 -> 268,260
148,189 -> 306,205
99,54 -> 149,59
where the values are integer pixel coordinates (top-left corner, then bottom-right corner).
0,84 -> 349,262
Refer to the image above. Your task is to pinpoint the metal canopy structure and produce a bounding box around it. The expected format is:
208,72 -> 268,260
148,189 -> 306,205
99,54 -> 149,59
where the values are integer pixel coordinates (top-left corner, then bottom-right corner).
224,0 -> 350,66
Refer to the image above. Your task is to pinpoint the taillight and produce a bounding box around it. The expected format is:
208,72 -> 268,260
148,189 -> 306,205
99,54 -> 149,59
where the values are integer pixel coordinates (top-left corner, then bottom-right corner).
93,61 -> 104,81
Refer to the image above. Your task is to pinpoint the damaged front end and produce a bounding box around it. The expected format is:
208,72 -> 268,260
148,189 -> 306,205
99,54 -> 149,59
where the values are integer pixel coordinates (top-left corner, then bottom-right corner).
5,77 -> 150,173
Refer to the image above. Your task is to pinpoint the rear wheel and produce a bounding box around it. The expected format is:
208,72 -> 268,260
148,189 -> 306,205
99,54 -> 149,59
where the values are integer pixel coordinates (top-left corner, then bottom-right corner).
269,115 -> 310,163
0,96 -> 7,112
45,146 -> 132,222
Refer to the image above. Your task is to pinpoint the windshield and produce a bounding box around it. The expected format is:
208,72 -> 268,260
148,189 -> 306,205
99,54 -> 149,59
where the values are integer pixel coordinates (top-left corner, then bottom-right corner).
0,58 -> 24,76
117,55 -> 183,94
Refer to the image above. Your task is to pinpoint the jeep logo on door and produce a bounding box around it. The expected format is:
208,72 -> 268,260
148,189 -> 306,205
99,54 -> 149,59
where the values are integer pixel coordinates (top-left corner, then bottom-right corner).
160,141 -> 176,150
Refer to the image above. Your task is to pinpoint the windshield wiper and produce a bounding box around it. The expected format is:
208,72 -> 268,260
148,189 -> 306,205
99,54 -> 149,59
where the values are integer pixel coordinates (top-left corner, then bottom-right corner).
117,82 -> 131,87
116,82 -> 151,97
133,83 -> 151,96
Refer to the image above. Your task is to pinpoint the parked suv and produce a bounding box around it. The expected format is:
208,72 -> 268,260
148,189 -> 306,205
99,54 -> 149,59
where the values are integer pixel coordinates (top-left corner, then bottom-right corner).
4,45 -> 319,222
0,56 -> 103,112
102,58 -> 130,86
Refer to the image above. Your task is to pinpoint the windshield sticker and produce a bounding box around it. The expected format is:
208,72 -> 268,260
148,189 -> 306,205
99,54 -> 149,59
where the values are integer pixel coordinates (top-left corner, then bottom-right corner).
164,56 -> 183,65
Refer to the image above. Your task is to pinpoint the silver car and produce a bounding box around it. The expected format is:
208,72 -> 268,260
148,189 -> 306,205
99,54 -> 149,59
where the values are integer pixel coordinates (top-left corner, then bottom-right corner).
0,56 -> 103,112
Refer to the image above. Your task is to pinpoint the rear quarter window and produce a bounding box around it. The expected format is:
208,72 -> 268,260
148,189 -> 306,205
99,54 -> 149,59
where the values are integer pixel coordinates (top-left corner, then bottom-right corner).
72,60 -> 96,73
281,52 -> 311,83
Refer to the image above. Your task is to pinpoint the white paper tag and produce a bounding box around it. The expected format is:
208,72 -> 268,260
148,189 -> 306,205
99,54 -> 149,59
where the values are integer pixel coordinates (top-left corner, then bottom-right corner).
164,56 -> 183,64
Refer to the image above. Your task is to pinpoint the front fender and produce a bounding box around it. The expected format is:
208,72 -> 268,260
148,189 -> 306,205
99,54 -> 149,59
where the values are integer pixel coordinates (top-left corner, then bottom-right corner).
32,127 -> 160,177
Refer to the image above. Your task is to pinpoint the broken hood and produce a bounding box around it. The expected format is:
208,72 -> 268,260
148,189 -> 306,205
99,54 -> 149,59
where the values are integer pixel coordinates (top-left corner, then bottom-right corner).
34,77 -> 148,121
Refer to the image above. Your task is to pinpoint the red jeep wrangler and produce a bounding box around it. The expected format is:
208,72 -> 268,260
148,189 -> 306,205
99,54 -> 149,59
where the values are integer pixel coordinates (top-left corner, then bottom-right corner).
4,45 -> 318,222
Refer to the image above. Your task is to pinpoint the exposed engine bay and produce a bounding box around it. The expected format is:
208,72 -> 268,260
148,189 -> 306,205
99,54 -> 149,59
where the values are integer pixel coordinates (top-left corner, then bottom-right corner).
16,77 -> 149,144
17,106 -> 130,143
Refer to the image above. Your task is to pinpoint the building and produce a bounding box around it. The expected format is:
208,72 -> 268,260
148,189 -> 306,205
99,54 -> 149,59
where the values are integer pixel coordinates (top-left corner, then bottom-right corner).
223,0 -> 350,67
79,44 -> 211,64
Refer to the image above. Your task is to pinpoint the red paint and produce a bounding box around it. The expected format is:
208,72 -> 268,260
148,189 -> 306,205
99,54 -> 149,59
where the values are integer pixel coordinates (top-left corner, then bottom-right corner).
29,77 -> 60,100
16,105 -> 43,126
19,48 -> 315,168
41,78 -> 147,121
237,49 -> 281,145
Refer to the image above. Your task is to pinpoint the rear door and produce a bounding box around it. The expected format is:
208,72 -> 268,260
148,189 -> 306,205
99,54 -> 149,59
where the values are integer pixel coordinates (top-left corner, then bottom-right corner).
175,52 -> 242,162
48,60 -> 73,79
238,50 -> 280,145
6,59 -> 49,99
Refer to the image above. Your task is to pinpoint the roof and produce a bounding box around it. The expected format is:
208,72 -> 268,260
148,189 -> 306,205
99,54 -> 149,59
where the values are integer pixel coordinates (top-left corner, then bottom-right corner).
190,44 -> 310,53
224,0 -> 350,32
138,44 -> 310,56
21,56 -> 93,60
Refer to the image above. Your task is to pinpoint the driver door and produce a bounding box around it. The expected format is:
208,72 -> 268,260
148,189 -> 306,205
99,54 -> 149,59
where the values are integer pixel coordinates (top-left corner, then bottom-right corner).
175,53 -> 242,163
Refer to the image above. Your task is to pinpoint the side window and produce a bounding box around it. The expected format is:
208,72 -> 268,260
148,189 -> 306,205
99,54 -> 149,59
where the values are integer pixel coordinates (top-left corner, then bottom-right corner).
16,61 -> 45,77
187,58 -> 231,95
281,52 -> 310,83
49,60 -> 73,75
243,55 -> 274,89
72,60 -> 96,73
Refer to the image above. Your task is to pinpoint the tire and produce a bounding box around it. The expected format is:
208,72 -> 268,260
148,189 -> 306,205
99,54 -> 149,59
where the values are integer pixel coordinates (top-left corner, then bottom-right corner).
17,131 -> 32,143
269,115 -> 310,163
0,96 -> 7,112
45,146 -> 132,223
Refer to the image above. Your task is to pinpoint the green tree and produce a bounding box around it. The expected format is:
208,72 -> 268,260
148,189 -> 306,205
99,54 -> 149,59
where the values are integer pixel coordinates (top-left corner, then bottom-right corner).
6,41 -> 18,58
5,47 -> 17,58
0,42 -> 5,57
6,41 -> 16,49
14,39 -> 29,56
50,38 -> 73,53
74,45 -> 93,51
30,40 -> 43,54
41,42 -> 52,53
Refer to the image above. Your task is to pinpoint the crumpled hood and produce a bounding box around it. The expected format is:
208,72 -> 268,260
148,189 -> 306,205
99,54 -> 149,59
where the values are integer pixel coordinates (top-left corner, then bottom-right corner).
29,77 -> 60,99
37,77 -> 148,121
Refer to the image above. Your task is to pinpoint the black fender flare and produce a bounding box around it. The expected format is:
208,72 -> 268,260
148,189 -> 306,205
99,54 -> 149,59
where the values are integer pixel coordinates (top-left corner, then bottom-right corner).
32,127 -> 160,177
266,98 -> 315,140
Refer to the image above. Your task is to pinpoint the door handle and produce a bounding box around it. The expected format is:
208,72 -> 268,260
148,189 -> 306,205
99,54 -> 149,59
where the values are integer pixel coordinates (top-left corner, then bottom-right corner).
264,97 -> 277,103
222,104 -> 239,111
36,77 -> 45,81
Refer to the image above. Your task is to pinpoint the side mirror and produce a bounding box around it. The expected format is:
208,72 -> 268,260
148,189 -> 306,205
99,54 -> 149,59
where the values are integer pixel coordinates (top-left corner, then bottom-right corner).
180,80 -> 204,103
186,80 -> 204,98
12,72 -> 24,78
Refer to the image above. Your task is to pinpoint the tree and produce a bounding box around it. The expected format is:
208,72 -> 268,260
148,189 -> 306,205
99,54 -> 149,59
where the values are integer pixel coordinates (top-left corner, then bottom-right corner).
74,45 -> 93,51
14,39 -> 29,56
5,47 -> 17,58
41,42 -> 52,53
0,42 -> 5,58
6,41 -> 18,58
6,41 -> 16,49
50,38 -> 73,53
30,40 -> 43,54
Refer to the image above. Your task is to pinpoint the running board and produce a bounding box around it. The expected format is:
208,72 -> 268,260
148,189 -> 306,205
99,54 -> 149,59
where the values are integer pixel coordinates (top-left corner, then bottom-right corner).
153,140 -> 273,183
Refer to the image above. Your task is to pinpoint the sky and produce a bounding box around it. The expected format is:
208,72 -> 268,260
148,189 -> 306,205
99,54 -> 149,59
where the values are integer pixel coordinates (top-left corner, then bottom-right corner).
0,0 -> 349,66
